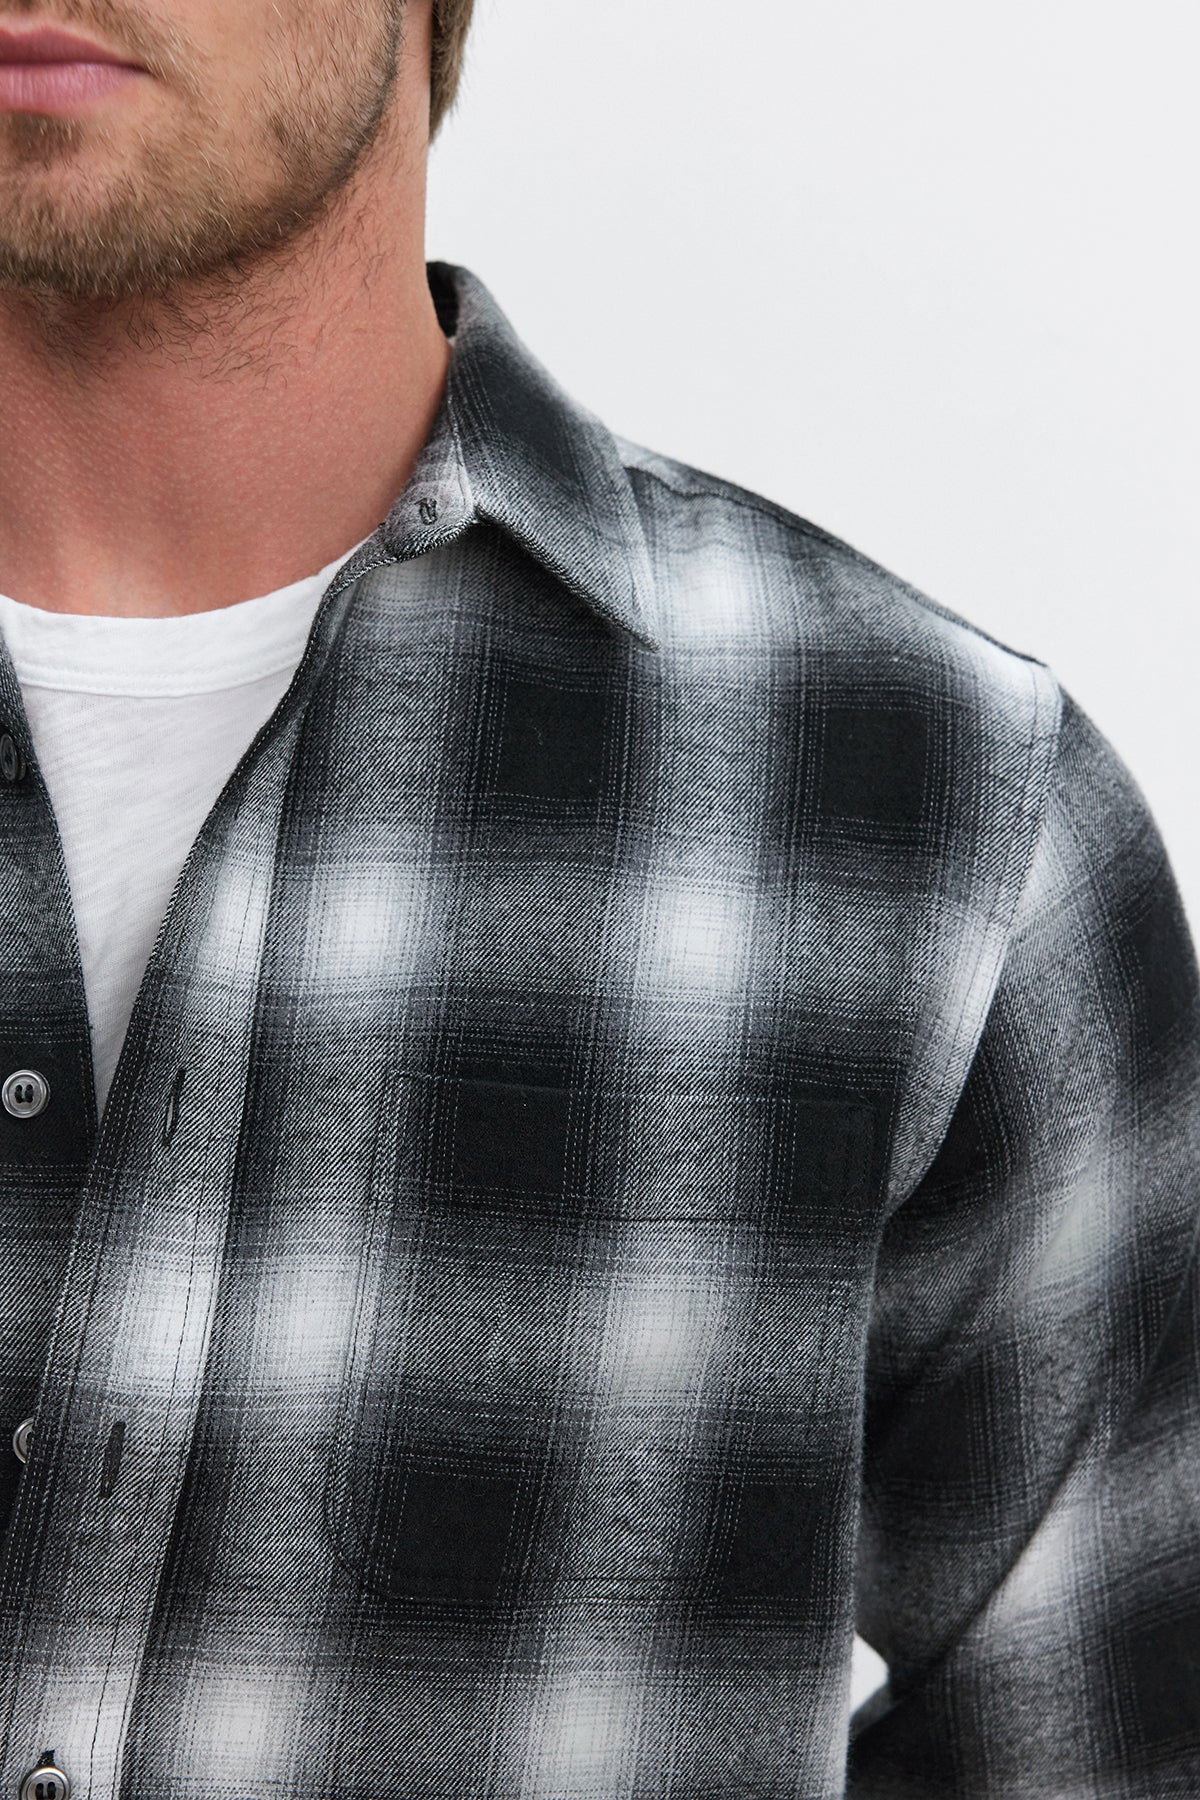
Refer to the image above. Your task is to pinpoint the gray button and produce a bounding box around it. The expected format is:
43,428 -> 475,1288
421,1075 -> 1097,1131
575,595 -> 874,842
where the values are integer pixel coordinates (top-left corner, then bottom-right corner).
0,733 -> 25,783
19,1764 -> 70,1800
11,1417 -> 33,1464
2,1071 -> 50,1120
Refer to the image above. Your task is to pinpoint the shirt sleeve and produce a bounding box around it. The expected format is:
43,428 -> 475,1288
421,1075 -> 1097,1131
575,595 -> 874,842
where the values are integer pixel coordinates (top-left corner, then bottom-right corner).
848,691 -> 1200,1796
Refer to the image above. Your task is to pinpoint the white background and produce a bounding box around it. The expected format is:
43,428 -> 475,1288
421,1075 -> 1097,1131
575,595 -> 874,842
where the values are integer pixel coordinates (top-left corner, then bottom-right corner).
427,0 -> 1199,1709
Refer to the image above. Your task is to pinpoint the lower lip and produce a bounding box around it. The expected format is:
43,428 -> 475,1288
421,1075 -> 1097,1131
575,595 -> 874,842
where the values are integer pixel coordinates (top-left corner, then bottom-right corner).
0,61 -> 144,112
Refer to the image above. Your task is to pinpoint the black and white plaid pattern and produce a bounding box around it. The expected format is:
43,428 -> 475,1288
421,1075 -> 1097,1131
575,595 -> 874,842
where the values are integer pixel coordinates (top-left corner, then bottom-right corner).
0,263 -> 1193,1798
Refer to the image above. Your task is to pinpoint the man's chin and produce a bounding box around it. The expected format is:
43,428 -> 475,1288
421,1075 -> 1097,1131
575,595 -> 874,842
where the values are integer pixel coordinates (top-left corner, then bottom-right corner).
0,190 -> 270,308
0,234 -> 172,306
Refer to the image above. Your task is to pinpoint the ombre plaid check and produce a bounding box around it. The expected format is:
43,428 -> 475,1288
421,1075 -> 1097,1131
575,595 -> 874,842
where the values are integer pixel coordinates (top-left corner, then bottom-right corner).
0,264 -> 1194,1798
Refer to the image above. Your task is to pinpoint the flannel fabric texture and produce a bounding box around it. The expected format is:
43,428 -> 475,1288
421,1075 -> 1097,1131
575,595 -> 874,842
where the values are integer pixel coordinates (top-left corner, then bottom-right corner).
0,263 -> 1194,1798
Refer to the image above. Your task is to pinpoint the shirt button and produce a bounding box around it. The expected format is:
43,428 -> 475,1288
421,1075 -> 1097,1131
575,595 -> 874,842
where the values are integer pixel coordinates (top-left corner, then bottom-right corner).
2,1071 -> 50,1120
19,1763 -> 71,1800
11,1417 -> 34,1464
0,732 -> 26,783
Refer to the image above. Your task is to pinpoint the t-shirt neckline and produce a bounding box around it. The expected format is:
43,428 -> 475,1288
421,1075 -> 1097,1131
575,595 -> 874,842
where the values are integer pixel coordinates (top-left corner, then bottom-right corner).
0,535 -> 373,698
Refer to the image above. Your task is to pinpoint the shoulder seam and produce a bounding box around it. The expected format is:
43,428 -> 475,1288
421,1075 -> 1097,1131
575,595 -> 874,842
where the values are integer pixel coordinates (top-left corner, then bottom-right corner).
887,661 -> 1065,1210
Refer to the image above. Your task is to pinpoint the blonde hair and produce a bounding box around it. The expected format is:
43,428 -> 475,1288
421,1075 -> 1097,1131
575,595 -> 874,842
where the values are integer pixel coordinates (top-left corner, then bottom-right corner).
430,0 -> 477,137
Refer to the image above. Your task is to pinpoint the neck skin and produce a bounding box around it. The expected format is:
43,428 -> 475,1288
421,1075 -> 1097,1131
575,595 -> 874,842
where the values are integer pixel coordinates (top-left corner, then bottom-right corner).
0,15 -> 449,619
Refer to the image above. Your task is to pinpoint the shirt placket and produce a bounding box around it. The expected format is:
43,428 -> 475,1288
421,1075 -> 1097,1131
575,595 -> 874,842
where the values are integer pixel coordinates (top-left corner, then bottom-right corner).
0,600 -> 345,1800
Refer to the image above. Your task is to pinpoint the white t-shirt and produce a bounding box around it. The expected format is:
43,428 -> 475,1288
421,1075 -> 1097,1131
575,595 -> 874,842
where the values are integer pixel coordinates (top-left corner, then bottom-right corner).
0,536 -> 371,1118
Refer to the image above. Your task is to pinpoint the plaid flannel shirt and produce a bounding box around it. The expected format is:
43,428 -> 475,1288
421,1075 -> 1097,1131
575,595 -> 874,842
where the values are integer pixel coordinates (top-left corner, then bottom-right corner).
0,262 -> 1195,1800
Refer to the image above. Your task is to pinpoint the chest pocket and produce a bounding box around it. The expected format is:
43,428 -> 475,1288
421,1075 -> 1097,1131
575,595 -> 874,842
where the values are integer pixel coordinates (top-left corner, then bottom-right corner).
323,1075 -> 884,1609
323,1074 -> 583,1607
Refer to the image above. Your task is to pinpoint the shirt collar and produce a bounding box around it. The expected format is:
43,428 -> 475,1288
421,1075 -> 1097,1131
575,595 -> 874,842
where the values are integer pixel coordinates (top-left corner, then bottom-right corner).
378,263 -> 658,647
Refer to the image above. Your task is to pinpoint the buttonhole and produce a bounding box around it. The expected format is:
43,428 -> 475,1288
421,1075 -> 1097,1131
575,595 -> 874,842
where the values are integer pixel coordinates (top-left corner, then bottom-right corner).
162,1067 -> 186,1145
100,1420 -> 126,1499
419,497 -> 438,526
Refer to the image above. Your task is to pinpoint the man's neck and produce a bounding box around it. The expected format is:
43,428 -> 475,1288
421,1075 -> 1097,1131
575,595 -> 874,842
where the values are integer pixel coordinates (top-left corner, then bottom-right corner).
0,129 -> 449,620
